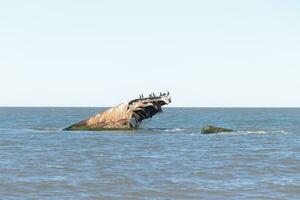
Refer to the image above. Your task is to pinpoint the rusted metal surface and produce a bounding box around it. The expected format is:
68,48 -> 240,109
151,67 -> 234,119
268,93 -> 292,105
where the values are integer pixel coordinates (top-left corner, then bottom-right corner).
64,93 -> 171,131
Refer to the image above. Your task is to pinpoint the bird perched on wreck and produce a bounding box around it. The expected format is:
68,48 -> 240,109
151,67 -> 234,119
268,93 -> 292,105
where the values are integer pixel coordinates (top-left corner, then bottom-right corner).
64,92 -> 172,131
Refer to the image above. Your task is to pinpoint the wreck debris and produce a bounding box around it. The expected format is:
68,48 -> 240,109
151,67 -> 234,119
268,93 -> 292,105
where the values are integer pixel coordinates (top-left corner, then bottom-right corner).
64,92 -> 172,131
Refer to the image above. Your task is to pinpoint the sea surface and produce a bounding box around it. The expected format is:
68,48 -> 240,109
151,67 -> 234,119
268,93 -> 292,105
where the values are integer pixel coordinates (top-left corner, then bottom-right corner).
0,107 -> 300,200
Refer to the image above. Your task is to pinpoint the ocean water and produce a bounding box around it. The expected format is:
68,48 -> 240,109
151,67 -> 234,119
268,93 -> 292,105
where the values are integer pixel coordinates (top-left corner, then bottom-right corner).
0,107 -> 300,200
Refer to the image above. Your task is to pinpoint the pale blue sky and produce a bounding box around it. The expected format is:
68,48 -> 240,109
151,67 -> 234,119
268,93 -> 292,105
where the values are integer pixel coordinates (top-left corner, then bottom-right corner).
0,0 -> 299,107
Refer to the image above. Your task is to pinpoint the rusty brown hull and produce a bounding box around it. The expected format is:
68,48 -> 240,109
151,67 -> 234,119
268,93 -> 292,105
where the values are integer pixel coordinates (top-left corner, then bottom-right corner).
64,94 -> 171,131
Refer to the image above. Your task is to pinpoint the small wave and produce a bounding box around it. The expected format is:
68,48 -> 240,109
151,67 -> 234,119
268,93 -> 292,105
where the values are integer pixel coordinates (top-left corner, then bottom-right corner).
144,128 -> 185,132
24,127 -> 62,133
219,130 -> 289,135
274,130 -> 289,134
245,130 -> 289,134
164,128 -> 185,132
0,128 -> 16,131
245,130 -> 268,134
0,127 -> 62,134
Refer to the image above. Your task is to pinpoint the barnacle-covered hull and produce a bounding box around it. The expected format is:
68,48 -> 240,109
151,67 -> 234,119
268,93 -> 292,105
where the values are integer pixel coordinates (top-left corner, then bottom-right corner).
64,94 -> 171,131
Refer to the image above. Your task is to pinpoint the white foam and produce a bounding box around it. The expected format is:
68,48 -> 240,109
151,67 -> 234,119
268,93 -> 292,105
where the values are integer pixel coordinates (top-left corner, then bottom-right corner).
219,130 -> 290,135
245,130 -> 268,134
164,128 -> 185,132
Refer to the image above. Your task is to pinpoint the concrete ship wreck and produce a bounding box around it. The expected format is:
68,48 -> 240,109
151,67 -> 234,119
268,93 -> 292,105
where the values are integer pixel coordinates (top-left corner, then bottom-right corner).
64,92 -> 171,131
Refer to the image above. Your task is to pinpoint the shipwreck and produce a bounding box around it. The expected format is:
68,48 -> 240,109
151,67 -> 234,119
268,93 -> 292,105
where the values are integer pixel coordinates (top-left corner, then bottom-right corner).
64,92 -> 171,131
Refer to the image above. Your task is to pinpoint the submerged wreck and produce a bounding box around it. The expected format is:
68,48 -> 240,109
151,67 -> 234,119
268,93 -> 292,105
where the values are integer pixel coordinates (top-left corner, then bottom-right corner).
64,92 -> 171,131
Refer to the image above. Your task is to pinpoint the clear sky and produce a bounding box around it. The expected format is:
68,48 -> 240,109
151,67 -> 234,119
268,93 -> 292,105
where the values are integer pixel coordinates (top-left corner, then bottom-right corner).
0,0 -> 299,107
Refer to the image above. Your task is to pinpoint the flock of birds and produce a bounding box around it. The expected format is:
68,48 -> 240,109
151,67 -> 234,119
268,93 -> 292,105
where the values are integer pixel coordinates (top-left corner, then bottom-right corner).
139,91 -> 170,99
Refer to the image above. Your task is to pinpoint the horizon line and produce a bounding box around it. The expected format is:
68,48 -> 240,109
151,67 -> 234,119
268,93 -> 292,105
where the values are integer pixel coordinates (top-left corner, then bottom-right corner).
1,106 -> 300,108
